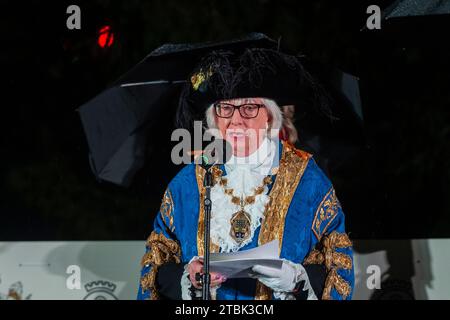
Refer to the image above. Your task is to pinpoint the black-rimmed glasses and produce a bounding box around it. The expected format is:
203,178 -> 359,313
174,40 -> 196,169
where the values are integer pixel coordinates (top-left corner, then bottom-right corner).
214,103 -> 265,119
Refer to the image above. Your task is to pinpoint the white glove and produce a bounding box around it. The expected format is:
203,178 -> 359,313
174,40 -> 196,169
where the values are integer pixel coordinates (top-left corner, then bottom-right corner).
251,259 -> 317,300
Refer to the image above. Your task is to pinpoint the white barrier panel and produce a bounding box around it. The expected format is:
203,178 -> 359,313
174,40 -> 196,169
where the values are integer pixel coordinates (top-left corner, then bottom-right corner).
0,240 -> 449,300
0,242 -> 141,300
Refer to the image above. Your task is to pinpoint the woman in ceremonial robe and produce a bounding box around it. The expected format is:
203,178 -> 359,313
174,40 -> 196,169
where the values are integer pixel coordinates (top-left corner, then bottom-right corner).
137,47 -> 354,300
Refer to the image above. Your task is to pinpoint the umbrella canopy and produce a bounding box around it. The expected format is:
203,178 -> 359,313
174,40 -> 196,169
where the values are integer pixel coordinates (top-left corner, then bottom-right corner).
384,0 -> 450,19
78,33 -> 277,186
361,0 -> 450,33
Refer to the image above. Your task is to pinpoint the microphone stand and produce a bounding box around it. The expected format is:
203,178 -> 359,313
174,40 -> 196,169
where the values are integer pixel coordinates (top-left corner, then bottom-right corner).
202,166 -> 213,300
198,138 -> 230,300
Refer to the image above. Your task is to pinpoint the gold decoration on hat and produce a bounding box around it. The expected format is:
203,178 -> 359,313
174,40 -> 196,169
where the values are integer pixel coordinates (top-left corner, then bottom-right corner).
190,67 -> 213,91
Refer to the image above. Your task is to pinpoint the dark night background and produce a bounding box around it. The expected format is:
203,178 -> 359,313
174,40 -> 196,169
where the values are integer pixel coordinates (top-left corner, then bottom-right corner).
1,0 -> 449,241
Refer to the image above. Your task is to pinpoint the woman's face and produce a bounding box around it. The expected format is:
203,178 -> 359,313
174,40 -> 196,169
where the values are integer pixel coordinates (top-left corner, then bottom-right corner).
214,97 -> 269,157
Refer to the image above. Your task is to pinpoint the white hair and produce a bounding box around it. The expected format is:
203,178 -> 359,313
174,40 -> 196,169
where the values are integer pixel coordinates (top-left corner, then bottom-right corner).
205,98 -> 297,143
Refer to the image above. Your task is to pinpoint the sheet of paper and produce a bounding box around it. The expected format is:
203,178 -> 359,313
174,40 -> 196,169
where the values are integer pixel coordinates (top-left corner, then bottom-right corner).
208,240 -> 283,278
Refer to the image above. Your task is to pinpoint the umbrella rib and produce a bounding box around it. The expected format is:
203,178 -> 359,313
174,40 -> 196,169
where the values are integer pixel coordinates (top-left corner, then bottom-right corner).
121,80 -> 187,87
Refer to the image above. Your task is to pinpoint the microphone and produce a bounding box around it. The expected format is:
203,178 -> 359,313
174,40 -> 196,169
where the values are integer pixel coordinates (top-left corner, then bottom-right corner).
199,154 -> 214,171
199,138 -> 232,171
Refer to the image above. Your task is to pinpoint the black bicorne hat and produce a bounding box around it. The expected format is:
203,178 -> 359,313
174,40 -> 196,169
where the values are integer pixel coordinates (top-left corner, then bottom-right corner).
176,47 -> 332,130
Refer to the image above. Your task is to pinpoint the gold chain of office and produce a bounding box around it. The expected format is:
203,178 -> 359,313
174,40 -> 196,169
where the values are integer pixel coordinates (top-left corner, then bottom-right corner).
218,175 -> 272,244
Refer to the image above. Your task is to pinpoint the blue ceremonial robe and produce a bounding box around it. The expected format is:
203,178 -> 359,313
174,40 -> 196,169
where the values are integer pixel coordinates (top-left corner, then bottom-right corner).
137,140 -> 354,300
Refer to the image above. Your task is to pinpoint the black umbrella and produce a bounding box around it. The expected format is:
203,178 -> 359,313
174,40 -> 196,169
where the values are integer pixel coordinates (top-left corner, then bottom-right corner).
78,33 -> 276,187
384,0 -> 450,19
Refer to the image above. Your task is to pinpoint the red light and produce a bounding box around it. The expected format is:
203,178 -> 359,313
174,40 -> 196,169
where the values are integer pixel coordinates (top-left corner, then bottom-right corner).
98,25 -> 114,48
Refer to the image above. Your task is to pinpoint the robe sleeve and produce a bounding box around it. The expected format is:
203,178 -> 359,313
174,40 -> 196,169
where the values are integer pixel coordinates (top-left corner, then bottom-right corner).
137,188 -> 182,300
304,186 -> 355,300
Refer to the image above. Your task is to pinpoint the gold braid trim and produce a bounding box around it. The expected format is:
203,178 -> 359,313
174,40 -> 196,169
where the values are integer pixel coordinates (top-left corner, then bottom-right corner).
160,189 -> 175,233
140,270 -> 158,300
196,165 -> 222,257
312,188 -> 341,241
255,141 -> 311,300
140,231 -> 181,300
303,249 -> 323,265
322,269 -> 352,300
304,231 -> 353,300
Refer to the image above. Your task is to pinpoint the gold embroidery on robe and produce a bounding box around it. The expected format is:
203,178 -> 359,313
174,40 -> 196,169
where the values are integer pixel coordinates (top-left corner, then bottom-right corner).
160,188 -> 175,233
140,231 -> 181,300
304,231 -> 352,300
312,187 -> 341,241
255,141 -> 311,300
196,165 -> 223,257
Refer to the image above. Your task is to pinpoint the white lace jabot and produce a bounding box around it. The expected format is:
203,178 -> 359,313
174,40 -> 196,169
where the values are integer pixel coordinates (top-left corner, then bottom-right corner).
210,138 -> 278,253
